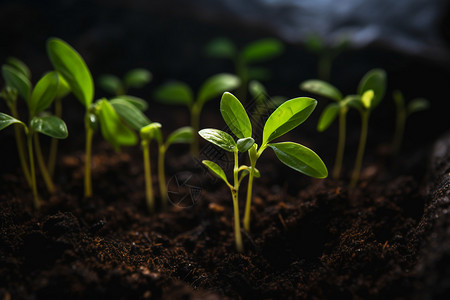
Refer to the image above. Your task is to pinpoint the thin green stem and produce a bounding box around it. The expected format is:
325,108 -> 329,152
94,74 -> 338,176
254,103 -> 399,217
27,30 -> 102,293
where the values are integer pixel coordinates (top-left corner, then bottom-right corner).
10,103 -> 31,186
142,141 -> 155,213
332,108 -> 347,179
158,145 -> 168,209
27,132 -> 40,208
232,150 -> 244,252
190,104 -> 200,156
84,121 -> 94,198
392,103 -> 406,157
48,98 -> 62,177
350,111 -> 369,188
34,134 -> 55,194
243,171 -> 254,232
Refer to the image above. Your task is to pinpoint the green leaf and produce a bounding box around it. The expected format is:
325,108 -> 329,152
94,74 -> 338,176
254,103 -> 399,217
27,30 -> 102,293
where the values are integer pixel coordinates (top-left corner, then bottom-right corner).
237,137 -> 255,152
110,98 -> 151,130
166,126 -> 194,147
0,112 -> 25,131
202,160 -> 230,185
2,65 -> 31,100
268,142 -> 328,178
30,71 -> 59,115
123,68 -> 152,89
357,68 -> 386,109
30,115 -> 68,139
55,73 -> 71,99
220,92 -> 252,138
198,128 -> 237,152
197,73 -> 240,105
262,97 -> 317,146
317,103 -> 340,132
114,95 -> 148,111
140,122 -> 162,143
96,99 -> 138,150
154,81 -> 193,106
6,57 -> 31,79
47,38 -> 94,108
361,90 -> 374,109
300,79 -> 342,101
407,98 -> 430,115
205,38 -> 236,59
98,74 -> 122,95
241,38 -> 283,64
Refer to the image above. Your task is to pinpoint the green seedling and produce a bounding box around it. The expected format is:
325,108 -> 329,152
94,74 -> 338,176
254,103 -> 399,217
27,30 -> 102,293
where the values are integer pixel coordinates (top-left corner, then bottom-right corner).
200,92 -> 327,245
205,37 -> 283,99
347,69 -> 387,187
304,33 -> 349,81
0,71 -> 68,208
98,68 -> 152,96
154,73 -> 240,155
300,79 -> 358,179
140,123 -> 194,213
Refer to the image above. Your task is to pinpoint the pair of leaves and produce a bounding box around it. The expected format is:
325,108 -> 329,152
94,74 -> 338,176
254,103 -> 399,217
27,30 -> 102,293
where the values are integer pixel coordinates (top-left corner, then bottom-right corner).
393,90 -> 430,116
0,112 -> 68,139
141,123 -> 194,148
110,97 -> 150,131
2,65 -> 31,100
99,68 -> 152,95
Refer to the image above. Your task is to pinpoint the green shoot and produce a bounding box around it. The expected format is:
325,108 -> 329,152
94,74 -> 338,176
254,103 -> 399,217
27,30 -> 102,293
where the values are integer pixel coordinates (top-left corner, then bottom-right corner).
98,68 -> 152,96
205,38 -> 283,99
392,90 -> 430,156
154,73 -> 240,155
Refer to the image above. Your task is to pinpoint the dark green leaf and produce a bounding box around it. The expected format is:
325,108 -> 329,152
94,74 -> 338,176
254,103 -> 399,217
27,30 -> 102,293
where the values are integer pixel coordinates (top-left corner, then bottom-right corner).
6,57 -> 31,79
268,142 -> 328,178
30,72 -> 59,115
114,95 -> 148,111
237,137 -> 255,152
407,98 -> 430,115
220,92 -> 252,138
98,74 -> 122,95
197,74 -> 240,105
242,39 -> 283,63
30,115 -> 68,139
47,38 -> 94,108
202,160 -> 230,185
96,99 -> 137,150
2,65 -> 31,100
110,98 -> 150,130
166,126 -> 194,147
300,79 -> 342,101
357,68 -> 386,109
0,112 -> 25,131
262,97 -> 317,146
198,128 -> 237,152
205,38 -> 236,59
123,68 -> 152,89
154,81 -> 193,106
317,103 -> 340,132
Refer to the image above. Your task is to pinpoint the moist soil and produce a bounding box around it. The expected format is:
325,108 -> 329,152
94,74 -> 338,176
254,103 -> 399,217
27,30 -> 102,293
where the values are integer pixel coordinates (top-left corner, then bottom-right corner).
0,125 -> 449,299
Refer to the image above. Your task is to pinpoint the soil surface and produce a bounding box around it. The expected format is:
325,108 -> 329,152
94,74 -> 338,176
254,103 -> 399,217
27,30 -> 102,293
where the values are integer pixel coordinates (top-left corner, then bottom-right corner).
1,125 -> 449,299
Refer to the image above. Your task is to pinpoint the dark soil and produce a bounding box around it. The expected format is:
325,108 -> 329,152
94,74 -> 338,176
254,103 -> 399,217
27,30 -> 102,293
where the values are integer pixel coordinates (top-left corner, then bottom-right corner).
1,126 -> 449,299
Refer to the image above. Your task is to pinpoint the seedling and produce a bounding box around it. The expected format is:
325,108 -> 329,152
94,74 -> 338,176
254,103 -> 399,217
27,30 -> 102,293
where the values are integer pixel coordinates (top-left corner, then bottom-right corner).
391,90 -> 429,156
300,79 -> 358,179
205,37 -> 283,99
200,92 -> 327,244
347,69 -> 387,187
154,73 -> 240,155
140,123 -> 194,213
0,70 -> 68,208
98,68 -> 152,96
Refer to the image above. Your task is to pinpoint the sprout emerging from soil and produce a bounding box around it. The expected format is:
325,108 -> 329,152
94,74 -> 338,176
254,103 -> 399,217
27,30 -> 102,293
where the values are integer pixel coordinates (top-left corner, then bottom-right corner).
154,73 -> 240,155
199,92 -> 327,250
98,68 -> 152,96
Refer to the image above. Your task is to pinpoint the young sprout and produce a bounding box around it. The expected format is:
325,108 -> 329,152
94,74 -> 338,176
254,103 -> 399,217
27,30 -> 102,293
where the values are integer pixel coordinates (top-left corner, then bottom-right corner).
98,68 -> 152,96
391,90 -> 430,156
205,37 -> 283,99
300,79 -> 357,179
304,33 -> 349,81
0,71 -> 68,208
200,92 -> 327,244
154,73 -> 240,155
348,69 -> 387,187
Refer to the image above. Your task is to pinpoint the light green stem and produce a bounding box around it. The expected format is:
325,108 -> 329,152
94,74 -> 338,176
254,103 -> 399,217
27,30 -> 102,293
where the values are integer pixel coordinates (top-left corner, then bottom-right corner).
48,98 -> 62,177
243,171 -> 254,232
10,104 -> 31,186
34,134 -> 55,194
158,146 -> 168,209
190,104 -> 200,156
27,132 -> 40,208
332,108 -> 347,179
350,111 -> 369,188
232,150 -> 244,252
84,121 -> 94,198
142,141 -> 155,213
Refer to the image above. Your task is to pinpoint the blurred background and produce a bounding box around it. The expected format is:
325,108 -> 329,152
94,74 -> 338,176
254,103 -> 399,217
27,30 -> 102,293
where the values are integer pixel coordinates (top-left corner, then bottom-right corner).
1,0 -> 449,169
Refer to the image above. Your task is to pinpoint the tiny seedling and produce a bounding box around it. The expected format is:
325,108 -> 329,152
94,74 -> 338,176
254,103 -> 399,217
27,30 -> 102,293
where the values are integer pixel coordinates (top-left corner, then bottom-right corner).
0,70 -> 68,208
98,68 -> 152,96
300,79 -> 358,179
205,37 -> 283,99
140,123 -> 194,213
200,92 -> 327,246
391,90 -> 430,156
154,73 -> 240,155
347,69 -> 387,187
